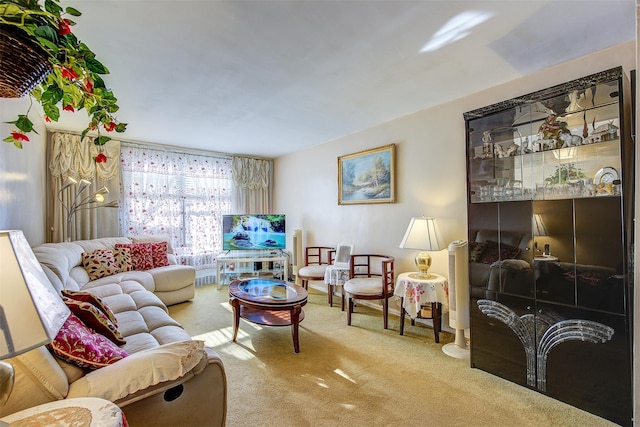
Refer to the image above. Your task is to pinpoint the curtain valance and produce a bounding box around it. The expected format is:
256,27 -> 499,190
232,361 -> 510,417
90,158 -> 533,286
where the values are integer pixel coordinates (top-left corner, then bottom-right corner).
232,156 -> 270,190
49,132 -> 120,180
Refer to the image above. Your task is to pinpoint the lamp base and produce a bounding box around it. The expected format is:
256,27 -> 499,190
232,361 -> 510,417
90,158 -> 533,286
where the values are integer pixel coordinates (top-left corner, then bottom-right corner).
414,251 -> 433,279
0,360 -> 14,406
409,272 -> 437,280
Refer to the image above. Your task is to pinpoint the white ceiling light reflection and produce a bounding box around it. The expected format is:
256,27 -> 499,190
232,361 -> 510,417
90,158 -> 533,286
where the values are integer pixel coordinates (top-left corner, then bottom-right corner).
421,11 -> 493,53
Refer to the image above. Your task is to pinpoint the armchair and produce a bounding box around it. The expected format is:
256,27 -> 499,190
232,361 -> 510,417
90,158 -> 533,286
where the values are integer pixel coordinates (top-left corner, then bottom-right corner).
297,246 -> 334,290
343,255 -> 395,329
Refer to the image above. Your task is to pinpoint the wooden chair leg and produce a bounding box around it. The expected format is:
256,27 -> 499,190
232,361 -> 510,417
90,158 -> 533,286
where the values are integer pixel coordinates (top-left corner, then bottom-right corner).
327,283 -> 333,306
341,290 -> 345,311
383,298 -> 388,329
347,296 -> 353,326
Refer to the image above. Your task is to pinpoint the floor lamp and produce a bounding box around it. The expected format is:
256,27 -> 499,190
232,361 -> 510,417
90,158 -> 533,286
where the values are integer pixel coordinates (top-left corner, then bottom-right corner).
0,230 -> 70,406
57,177 -> 115,242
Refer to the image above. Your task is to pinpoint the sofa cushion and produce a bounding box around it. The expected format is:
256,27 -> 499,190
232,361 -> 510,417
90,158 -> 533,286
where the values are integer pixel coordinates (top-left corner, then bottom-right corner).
82,249 -> 119,280
49,314 -> 128,370
63,297 -> 126,345
115,243 -> 154,270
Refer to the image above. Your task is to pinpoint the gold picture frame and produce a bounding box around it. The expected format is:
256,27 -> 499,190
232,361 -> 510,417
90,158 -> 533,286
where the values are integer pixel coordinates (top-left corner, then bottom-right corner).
338,144 -> 396,205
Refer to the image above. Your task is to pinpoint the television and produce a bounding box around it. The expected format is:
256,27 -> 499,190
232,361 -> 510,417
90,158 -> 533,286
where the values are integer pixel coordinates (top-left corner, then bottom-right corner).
222,214 -> 286,250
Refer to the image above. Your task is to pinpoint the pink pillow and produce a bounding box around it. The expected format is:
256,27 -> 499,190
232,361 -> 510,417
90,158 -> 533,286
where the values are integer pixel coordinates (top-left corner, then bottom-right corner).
81,249 -> 119,280
148,242 -> 169,267
49,314 -> 128,370
63,297 -> 126,345
114,243 -> 153,270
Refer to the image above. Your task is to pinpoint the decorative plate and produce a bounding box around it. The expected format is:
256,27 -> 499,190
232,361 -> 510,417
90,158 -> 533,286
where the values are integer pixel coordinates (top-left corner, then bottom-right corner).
594,167 -> 618,184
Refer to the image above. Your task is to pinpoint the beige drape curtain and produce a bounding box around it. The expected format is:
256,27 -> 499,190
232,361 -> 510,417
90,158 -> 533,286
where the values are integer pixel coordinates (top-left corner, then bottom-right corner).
231,156 -> 273,214
47,132 -> 120,242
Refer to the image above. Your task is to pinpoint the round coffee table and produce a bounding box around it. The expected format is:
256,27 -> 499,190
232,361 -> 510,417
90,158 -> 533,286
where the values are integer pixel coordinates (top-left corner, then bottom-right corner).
229,278 -> 308,353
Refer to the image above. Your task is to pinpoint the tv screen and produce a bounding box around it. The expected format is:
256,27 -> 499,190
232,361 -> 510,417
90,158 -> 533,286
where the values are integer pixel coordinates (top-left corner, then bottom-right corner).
222,214 -> 286,250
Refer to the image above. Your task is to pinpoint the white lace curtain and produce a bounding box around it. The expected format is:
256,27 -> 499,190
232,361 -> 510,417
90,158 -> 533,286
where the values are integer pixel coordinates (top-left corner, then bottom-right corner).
48,132 -> 120,242
119,143 -> 234,270
232,156 -> 272,214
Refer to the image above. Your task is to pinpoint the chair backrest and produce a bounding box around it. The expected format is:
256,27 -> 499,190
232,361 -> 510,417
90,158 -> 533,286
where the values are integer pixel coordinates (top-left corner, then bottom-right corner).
332,242 -> 354,268
348,254 -> 395,296
304,246 -> 334,266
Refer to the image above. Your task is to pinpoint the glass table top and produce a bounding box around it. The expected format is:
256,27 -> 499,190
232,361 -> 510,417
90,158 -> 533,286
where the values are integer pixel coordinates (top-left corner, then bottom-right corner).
236,279 -> 298,300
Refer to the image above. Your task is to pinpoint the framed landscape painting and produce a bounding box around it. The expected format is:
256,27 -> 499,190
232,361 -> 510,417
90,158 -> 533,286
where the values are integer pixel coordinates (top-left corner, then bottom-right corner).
338,144 -> 396,205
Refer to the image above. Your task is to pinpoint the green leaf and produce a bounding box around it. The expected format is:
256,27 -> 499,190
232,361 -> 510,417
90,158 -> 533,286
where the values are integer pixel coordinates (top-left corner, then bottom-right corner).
115,123 -> 127,132
45,0 -> 63,16
81,128 -> 89,139
34,25 -> 59,45
86,57 -> 109,74
43,104 -> 60,121
15,115 -> 37,133
65,7 -> 82,17
95,135 -> 111,146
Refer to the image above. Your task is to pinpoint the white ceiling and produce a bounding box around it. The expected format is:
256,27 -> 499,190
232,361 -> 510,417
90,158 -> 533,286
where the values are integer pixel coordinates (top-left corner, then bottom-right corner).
47,0 -> 635,158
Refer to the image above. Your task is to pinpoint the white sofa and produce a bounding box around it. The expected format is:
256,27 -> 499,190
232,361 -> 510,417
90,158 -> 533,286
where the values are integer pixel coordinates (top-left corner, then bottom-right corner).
34,236 -> 196,306
0,237 -> 227,426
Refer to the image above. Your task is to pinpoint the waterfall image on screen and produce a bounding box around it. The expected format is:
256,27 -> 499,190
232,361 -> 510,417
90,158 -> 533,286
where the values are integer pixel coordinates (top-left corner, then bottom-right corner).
222,214 -> 286,250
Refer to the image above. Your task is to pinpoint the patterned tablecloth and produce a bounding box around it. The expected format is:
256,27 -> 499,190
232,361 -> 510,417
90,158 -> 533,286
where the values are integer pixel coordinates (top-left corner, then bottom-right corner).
393,272 -> 449,318
324,265 -> 350,286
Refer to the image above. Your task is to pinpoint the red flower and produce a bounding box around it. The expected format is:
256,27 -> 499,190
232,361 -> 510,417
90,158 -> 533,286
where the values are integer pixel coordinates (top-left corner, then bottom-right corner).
95,153 -> 108,163
45,116 -> 51,122
63,105 -> 75,112
61,67 -> 79,80
103,121 -> 117,132
85,80 -> 94,93
11,131 -> 29,142
58,19 -> 72,35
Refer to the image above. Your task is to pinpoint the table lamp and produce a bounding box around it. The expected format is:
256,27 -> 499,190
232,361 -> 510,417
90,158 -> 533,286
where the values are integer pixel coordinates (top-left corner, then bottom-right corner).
399,216 -> 445,279
0,230 -> 70,405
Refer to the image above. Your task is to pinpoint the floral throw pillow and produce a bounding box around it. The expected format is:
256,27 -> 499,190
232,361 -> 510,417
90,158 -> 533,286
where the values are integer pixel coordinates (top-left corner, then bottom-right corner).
148,242 -> 169,268
81,249 -> 119,280
113,246 -> 133,272
62,290 -> 118,325
114,243 -> 153,270
62,297 -> 126,345
49,313 -> 128,370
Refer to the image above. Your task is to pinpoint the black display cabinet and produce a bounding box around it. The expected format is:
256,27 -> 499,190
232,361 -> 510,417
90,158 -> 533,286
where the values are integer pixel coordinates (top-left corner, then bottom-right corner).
464,67 -> 634,426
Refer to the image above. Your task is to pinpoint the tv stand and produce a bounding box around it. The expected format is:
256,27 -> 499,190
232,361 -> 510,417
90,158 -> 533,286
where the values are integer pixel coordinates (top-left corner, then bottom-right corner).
216,251 -> 288,289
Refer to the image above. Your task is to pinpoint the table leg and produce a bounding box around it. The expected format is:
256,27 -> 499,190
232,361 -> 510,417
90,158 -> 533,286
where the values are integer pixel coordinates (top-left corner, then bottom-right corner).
399,297 -> 406,336
431,302 -> 441,344
230,297 -> 240,342
328,283 -> 333,306
291,304 -> 302,353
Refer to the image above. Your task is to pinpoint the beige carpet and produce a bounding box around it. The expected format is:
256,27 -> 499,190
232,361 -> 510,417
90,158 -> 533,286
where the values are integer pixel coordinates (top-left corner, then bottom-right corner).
168,285 -> 615,427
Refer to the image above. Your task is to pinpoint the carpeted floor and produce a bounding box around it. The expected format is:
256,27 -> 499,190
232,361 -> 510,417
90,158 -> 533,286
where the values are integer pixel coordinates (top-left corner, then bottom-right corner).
168,284 -> 615,427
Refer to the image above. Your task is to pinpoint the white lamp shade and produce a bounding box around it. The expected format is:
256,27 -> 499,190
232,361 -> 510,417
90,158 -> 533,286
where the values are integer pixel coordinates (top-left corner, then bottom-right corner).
399,217 -> 445,251
0,231 -> 70,359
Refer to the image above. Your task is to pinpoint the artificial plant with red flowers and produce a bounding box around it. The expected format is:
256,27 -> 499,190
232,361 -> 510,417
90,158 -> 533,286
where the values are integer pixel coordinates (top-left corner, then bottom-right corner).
1,0 -> 127,148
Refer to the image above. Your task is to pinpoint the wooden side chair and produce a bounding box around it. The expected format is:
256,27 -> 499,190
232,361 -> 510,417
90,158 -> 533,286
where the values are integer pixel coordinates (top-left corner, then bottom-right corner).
297,246 -> 334,290
343,254 -> 395,329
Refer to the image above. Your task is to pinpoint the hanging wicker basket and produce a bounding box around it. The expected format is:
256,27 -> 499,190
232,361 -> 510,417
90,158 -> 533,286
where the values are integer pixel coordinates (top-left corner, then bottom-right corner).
0,27 -> 52,98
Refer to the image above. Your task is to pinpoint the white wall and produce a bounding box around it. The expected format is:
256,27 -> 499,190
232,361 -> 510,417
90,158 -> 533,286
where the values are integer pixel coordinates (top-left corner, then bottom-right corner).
274,41 -> 635,278
0,96 -> 47,246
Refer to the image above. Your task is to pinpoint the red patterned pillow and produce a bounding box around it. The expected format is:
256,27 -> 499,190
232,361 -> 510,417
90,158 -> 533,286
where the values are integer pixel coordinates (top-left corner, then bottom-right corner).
81,249 -> 119,280
148,242 -> 169,267
62,290 -> 118,325
113,246 -> 133,272
478,240 -> 521,264
62,297 -> 125,345
115,243 -> 153,270
49,314 -> 128,370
